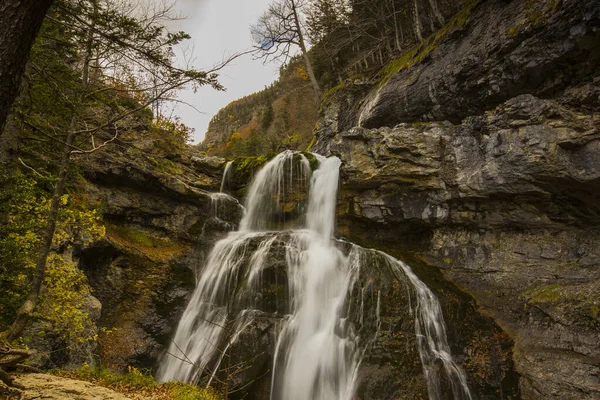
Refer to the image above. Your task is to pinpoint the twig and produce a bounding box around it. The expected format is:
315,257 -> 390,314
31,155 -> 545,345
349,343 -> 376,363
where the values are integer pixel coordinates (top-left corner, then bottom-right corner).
17,158 -> 43,177
71,124 -> 119,155
228,369 -> 271,394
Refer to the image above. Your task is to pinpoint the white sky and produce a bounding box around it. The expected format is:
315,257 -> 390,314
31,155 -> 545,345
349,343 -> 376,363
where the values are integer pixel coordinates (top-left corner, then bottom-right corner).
166,0 -> 279,143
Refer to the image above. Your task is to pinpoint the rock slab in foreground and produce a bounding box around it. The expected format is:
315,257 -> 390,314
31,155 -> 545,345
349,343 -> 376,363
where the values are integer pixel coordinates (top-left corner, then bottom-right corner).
13,373 -> 131,400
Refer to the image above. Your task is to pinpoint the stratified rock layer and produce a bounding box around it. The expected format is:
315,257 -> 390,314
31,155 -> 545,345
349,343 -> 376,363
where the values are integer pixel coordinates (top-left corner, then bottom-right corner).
80,143 -> 243,370
314,0 -> 600,398
358,0 -> 600,128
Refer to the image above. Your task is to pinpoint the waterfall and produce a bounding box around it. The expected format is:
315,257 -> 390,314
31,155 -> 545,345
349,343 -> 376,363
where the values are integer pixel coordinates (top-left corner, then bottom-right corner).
220,161 -> 233,193
380,252 -> 473,400
157,150 -> 315,384
240,150 -> 311,232
158,150 -> 473,400
270,155 -> 361,400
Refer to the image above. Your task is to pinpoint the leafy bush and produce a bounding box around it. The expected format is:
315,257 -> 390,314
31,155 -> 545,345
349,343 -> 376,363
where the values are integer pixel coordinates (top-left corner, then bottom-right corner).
0,170 -> 105,341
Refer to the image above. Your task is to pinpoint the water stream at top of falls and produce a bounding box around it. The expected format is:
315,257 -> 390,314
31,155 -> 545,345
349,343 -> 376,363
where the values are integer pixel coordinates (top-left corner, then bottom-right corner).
220,161 -> 233,194
157,150 -> 473,400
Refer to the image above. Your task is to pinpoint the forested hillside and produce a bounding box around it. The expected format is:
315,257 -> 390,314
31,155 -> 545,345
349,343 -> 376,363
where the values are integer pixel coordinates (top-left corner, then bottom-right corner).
199,58 -> 318,157
200,0 -> 471,157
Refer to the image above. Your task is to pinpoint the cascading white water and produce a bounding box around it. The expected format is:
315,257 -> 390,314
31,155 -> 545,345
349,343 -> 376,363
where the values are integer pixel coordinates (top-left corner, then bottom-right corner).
158,150 -> 473,400
270,155 -> 361,400
157,150 -> 316,384
220,161 -> 233,193
379,252 -> 473,400
240,150 -> 311,232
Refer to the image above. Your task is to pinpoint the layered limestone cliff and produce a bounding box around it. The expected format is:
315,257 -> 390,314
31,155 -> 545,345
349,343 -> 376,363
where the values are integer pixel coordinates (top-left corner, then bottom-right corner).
78,145 -> 243,370
28,140 -> 243,371
313,0 -> 600,398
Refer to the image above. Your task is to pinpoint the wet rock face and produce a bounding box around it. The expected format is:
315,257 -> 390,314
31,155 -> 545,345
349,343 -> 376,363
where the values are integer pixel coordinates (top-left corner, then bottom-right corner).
68,143 -> 244,371
318,94 -> 600,398
174,233 -> 517,400
310,1 -> 600,396
329,95 -> 600,233
191,154 -> 227,177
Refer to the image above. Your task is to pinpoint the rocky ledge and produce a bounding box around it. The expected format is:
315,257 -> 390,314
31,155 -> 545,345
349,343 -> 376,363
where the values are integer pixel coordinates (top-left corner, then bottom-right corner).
10,373 -> 130,400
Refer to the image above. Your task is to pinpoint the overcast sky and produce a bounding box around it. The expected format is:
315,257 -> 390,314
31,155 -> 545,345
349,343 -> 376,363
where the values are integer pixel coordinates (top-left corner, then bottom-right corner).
165,0 -> 279,143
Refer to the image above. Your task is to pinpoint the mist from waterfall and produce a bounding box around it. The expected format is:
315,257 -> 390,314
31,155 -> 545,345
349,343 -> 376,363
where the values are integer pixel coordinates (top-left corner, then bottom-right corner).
157,150 -> 473,400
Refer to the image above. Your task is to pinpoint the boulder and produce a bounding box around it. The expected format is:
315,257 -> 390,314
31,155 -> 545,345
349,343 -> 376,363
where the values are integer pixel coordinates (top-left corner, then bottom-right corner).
191,155 -> 227,177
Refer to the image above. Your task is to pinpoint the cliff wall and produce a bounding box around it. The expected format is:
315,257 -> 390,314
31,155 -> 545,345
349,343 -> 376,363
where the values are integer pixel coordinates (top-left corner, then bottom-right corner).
313,0 -> 600,398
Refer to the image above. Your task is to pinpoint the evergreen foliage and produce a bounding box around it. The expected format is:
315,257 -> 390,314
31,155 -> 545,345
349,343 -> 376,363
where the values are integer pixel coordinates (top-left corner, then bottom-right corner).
201,57 -> 317,158
307,0 -> 468,83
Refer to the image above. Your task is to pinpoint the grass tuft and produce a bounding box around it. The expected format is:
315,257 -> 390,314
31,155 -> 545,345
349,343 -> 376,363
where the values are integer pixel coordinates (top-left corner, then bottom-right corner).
52,365 -> 220,400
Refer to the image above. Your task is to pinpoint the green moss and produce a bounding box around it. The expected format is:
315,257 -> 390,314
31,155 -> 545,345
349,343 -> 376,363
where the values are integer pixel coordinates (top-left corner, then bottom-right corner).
302,151 -> 316,160
150,157 -> 183,175
526,11 -> 544,25
227,152 -> 323,197
377,0 -> 481,88
281,133 -> 304,146
166,382 -> 220,400
411,122 -> 431,131
305,135 -> 317,152
226,155 -> 272,196
301,151 -> 320,170
526,284 -> 562,303
525,0 -> 561,26
507,1 -> 561,39
107,224 -> 155,247
231,155 -> 270,176
348,73 -> 365,81
106,223 -> 190,262
321,82 -> 346,104
546,0 -> 562,14
522,282 -> 599,319
52,366 -> 219,399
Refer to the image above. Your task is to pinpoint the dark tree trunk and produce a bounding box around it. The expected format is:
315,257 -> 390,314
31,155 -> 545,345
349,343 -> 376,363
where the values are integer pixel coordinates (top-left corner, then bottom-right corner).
0,0 -> 54,133
2,7 -> 93,338
0,116 -> 21,165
